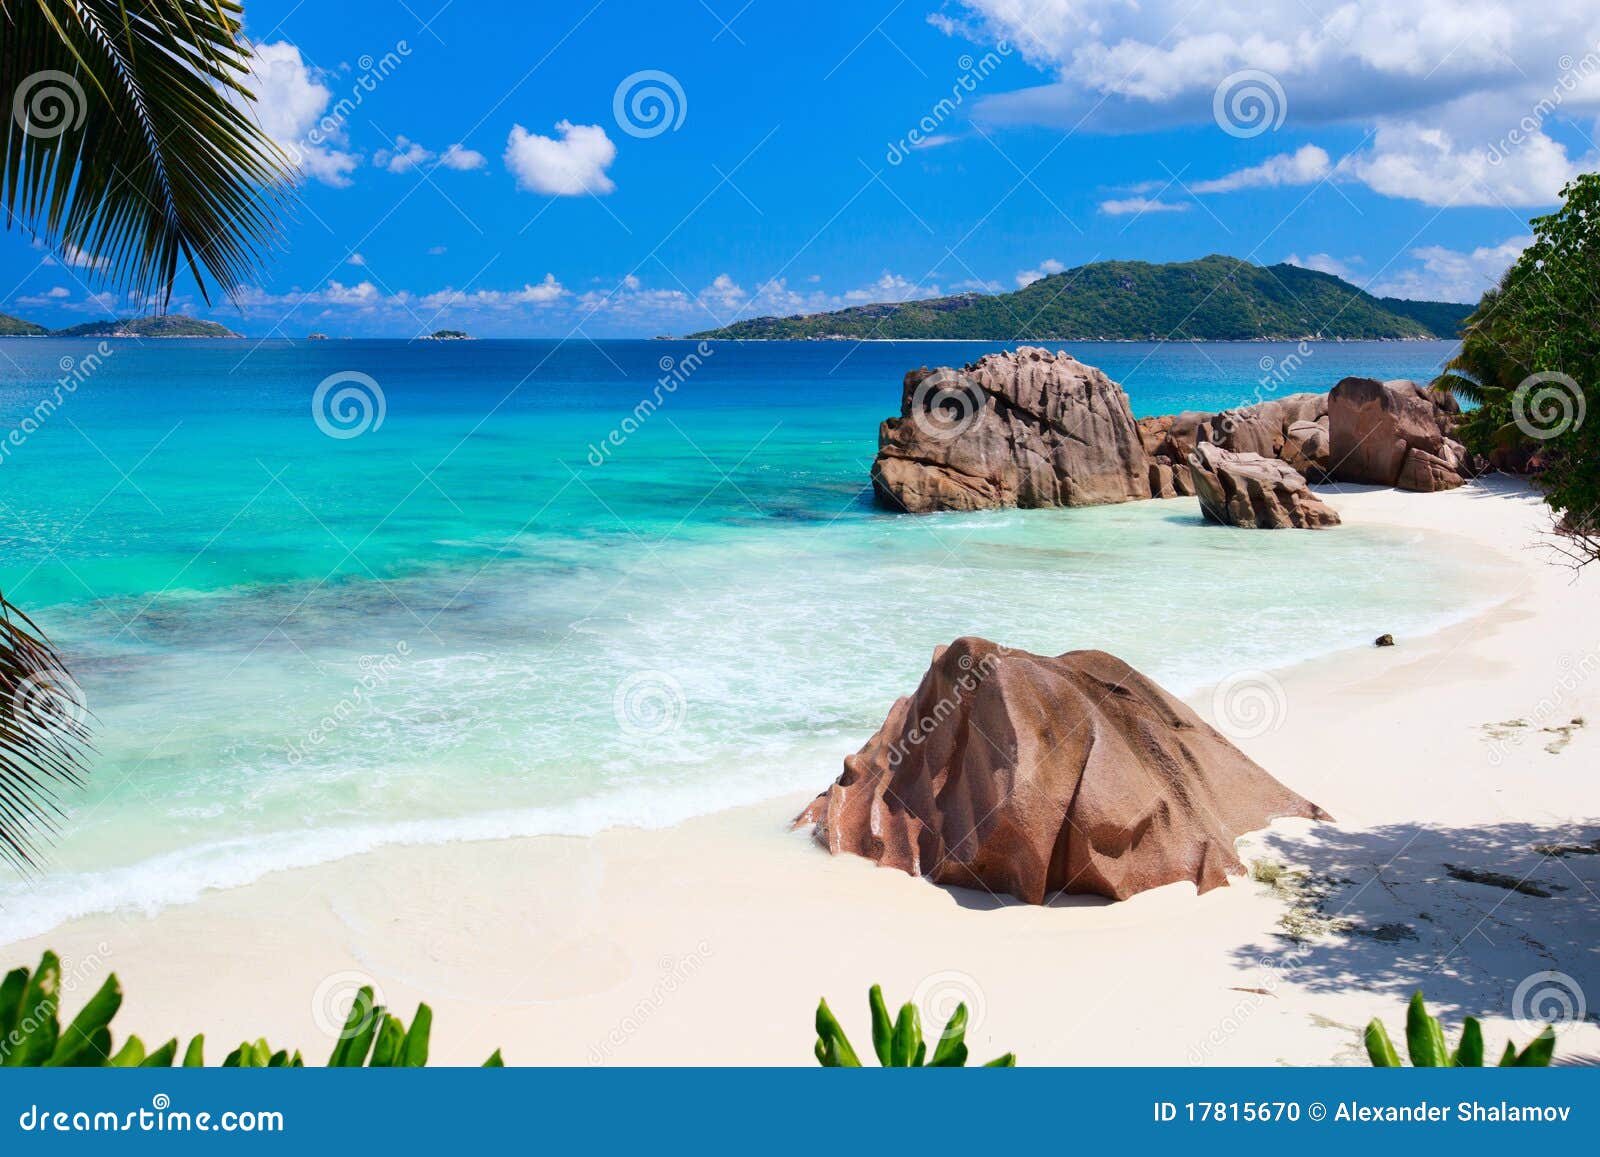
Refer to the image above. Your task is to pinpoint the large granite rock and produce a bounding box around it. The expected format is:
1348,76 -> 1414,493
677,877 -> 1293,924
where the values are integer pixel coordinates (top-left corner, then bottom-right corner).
1281,418 -> 1332,481
871,347 -> 1151,512
1189,442 -> 1341,529
1328,377 -> 1463,490
794,638 -> 1330,903
1139,393 -> 1328,462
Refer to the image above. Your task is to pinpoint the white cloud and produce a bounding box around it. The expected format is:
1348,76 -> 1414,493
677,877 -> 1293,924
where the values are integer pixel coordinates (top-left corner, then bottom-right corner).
427,246 -> 447,255
504,121 -> 617,196
843,272 -> 930,303
954,1 -> 1599,208
1367,235 -> 1531,302
1284,253 -> 1357,279
440,143 -> 487,171
1191,145 -> 1332,194
240,41 -> 358,187
347,253 -> 367,267
1098,197 -> 1189,216
373,136 -> 433,173
1015,258 -> 1066,287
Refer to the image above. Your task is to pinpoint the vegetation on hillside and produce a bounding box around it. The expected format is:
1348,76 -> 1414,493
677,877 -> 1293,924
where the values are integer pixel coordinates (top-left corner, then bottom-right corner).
48,316 -> 241,338
691,256 -> 1473,342
0,312 -> 49,336
1432,173 -> 1600,565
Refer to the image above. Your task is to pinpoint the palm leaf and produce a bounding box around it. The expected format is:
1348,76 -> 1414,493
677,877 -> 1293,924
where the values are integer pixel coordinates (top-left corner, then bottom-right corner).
2,0 -> 294,306
0,592 -> 93,872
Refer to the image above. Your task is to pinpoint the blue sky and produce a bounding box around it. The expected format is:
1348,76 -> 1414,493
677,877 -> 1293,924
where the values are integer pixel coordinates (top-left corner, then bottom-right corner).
6,0 -> 1598,336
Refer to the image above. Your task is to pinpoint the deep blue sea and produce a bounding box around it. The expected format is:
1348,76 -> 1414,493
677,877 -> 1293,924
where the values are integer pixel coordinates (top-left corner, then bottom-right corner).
0,337 -> 1511,940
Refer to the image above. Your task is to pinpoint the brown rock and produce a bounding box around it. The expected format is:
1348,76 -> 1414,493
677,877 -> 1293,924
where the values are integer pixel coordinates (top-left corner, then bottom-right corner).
1188,442 -> 1341,529
1327,377 -> 1459,486
1210,393 -> 1329,458
1281,418 -> 1332,481
872,348 -> 1151,512
794,638 -> 1330,903
1395,446 -> 1464,492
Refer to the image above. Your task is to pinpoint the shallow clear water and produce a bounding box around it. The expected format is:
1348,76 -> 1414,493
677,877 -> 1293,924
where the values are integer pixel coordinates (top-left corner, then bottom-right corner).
0,337 -> 1510,941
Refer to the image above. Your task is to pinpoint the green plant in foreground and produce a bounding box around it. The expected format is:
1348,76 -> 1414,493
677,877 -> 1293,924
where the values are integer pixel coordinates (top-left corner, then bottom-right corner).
814,985 -> 1015,1067
1,952 -> 503,1067
1365,991 -> 1554,1067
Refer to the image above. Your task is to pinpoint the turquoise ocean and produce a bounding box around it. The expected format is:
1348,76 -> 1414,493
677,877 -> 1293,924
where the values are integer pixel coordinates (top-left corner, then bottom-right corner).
0,338 -> 1513,941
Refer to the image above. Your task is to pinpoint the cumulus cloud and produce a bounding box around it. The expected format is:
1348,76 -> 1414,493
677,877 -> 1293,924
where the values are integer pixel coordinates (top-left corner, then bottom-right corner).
504,121 -> 617,195
1098,197 -> 1188,216
1191,145 -> 1332,194
1284,253 -> 1357,279
952,1 -> 1599,207
439,143 -> 487,171
373,136 -> 433,173
1015,258 -> 1066,287
240,41 -> 358,186
1367,235 -> 1530,302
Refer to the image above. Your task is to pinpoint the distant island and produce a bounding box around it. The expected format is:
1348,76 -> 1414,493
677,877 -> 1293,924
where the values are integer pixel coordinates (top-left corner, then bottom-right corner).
689,255 -> 1474,342
0,312 -> 241,338
421,329 -> 472,341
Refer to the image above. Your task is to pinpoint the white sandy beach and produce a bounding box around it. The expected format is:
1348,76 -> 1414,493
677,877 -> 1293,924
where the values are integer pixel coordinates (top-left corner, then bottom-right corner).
10,477 -> 1600,1066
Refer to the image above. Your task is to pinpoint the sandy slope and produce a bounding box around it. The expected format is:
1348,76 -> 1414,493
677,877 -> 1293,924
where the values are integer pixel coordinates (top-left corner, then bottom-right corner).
10,477 -> 1599,1066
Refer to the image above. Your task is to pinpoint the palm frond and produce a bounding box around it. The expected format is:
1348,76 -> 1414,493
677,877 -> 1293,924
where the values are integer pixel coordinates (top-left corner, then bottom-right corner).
0,593 -> 93,873
2,0 -> 294,305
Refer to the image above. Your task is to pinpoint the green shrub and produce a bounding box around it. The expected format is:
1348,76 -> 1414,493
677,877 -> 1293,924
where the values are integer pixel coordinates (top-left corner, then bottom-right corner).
1365,992 -> 1554,1067
0,951 -> 503,1067
814,985 -> 1015,1067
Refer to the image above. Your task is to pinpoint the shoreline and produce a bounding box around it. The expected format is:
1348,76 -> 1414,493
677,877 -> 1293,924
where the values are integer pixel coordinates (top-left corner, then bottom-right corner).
9,478 -> 1600,1065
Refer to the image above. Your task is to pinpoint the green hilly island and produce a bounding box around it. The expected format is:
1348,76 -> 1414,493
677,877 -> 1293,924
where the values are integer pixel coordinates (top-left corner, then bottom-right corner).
690,255 -> 1473,342
0,312 -> 241,338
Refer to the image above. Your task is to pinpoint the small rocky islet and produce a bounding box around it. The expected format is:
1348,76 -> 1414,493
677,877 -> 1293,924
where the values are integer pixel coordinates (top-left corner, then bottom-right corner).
868,345 -> 1473,528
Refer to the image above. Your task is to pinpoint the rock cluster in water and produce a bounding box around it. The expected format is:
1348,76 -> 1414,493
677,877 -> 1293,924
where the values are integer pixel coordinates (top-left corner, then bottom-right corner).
794,637 -> 1332,903
869,350 -> 1473,528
